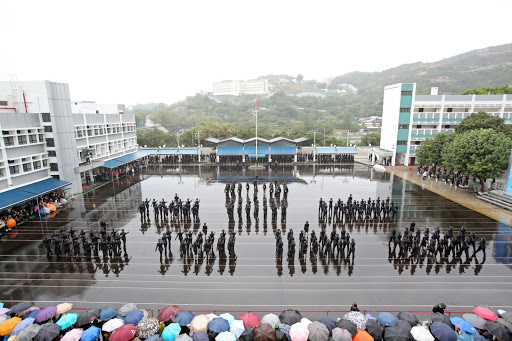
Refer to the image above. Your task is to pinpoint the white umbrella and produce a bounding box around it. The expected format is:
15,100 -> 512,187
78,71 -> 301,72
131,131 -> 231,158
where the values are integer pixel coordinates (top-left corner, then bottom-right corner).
118,303 -> 137,317
290,322 -> 309,341
343,312 -> 368,330
300,318 -> 312,327
102,318 -> 125,332
229,320 -> 245,338
206,313 -> 218,321
411,326 -> 435,341
261,314 -> 280,328
215,331 -> 236,341
219,314 -> 235,326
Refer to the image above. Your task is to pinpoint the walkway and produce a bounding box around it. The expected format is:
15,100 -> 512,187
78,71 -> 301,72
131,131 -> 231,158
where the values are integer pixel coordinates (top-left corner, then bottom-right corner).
388,166 -> 512,226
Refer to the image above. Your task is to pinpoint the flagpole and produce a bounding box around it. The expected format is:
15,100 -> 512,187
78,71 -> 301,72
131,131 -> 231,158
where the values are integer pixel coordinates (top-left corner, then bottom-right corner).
255,98 -> 258,167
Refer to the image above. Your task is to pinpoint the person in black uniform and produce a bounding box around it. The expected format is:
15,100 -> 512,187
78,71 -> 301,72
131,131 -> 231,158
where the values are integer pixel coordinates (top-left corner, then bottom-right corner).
432,303 -> 446,314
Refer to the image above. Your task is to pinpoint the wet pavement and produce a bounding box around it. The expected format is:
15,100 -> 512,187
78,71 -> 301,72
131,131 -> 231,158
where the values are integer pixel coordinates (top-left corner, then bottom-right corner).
1,165 -> 511,314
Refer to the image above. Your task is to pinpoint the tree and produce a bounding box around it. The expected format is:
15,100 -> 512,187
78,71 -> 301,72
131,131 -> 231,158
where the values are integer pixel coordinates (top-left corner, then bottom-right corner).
296,74 -> 304,82
441,129 -> 512,190
136,129 -> 173,148
316,82 -> 327,89
456,111 -> 512,138
416,132 -> 453,165
360,133 -> 381,146
462,84 -> 512,95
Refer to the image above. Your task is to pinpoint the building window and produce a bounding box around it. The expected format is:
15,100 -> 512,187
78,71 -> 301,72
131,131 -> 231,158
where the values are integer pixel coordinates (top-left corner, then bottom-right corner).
43,159 -> 48,167
39,134 -> 44,142
29,135 -> 38,143
397,141 -> 407,145
46,138 -> 55,148
50,163 -> 58,171
398,125 -> 409,129
44,126 -> 53,133
0,168 -> 4,177
401,91 -> 413,96
400,108 -> 410,112
9,165 -> 19,175
0,101 -> 8,106
3,136 -> 14,146
447,108 -> 452,112
33,161 -> 41,169
18,135 -> 27,145
22,163 -> 32,172
42,113 -> 51,122
418,108 -> 424,112
48,151 -> 56,157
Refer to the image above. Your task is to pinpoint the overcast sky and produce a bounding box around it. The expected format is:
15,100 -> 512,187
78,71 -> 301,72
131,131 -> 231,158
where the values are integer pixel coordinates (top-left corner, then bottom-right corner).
1,0 -> 511,106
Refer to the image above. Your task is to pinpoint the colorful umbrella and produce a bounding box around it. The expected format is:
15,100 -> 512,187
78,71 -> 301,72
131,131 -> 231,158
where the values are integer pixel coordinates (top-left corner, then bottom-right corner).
46,204 -> 57,212
81,326 -> 101,341
240,314 -> 260,328
161,323 -> 181,341
0,317 -> 22,336
229,320 -> 245,339
343,312 -> 368,330
24,310 -> 41,321
0,309 -> 10,315
290,322 -> 309,341
473,307 -> 497,322
125,311 -> 144,325
209,318 -> 230,333
10,303 -> 34,315
215,331 -> 236,341
254,323 -> 276,341
118,304 -> 138,317
219,314 -> 234,326
410,326 -> 434,341
35,307 -> 57,323
279,325 -> 291,341
56,304 -> 73,315
377,313 -> 397,327
175,312 -> 195,327
6,219 -> 16,228
449,318 -> 477,334
35,323 -> 61,341
15,324 -> 40,341
11,318 -> 33,336
261,315 -> 280,329
190,315 -> 210,335
353,330 -> 374,341
332,328 -> 352,341
158,306 -> 180,323
110,324 -> 138,341
98,307 -> 116,321
279,311 -> 302,326
430,322 -> 457,341
61,329 -> 83,341
176,335 -> 192,341
102,319 -> 125,333
56,314 -> 78,330
136,318 -> 159,339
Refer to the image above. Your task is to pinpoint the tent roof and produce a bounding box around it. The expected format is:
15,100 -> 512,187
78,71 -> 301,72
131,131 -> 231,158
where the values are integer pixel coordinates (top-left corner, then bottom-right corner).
0,177 -> 71,211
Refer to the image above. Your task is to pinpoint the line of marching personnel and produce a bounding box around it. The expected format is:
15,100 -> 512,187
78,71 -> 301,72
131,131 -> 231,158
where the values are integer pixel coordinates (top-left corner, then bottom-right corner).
389,222 -> 487,260
138,195 -> 200,222
275,221 -> 356,260
319,195 -> 399,221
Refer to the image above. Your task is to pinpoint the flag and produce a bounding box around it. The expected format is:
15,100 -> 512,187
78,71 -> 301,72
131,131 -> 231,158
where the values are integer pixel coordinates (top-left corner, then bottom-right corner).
255,98 -> 258,110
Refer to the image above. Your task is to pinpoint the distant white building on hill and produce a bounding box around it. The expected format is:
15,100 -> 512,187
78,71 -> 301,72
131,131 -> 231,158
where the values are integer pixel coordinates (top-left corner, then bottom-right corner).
213,79 -> 269,96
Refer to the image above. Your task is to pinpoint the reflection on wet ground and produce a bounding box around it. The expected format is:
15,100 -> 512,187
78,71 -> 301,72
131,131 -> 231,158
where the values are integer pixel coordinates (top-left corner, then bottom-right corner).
1,165 -> 511,312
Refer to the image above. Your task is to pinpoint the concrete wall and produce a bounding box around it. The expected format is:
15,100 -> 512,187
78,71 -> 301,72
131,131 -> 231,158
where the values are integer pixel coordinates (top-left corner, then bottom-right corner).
380,84 -> 401,151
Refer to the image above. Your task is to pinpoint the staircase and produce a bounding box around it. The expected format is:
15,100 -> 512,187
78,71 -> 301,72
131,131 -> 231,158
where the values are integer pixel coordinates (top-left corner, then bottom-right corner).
478,190 -> 512,211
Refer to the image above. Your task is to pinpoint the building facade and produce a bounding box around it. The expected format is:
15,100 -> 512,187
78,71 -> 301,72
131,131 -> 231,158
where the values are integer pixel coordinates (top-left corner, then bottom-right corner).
380,83 -> 512,166
0,80 -> 136,195
213,79 -> 269,96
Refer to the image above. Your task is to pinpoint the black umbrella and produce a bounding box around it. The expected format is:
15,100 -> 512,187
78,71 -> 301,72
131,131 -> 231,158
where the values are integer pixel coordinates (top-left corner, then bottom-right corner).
365,319 -> 383,341
336,320 -> 358,336
88,308 -> 101,317
397,320 -> 412,333
10,302 -> 34,314
275,330 -> 288,341
318,317 -> 336,334
485,321 -> 512,341
279,310 -> 302,326
431,313 -> 454,330
241,326 -> 255,341
502,312 -> 512,324
397,312 -> 419,327
34,323 -> 61,341
77,311 -> 98,327
384,326 -> 411,341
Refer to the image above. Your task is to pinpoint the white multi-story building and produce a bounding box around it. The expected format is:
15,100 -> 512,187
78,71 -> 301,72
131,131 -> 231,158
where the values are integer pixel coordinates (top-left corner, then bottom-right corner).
0,80 -> 137,196
213,79 -> 269,96
380,83 -> 512,166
